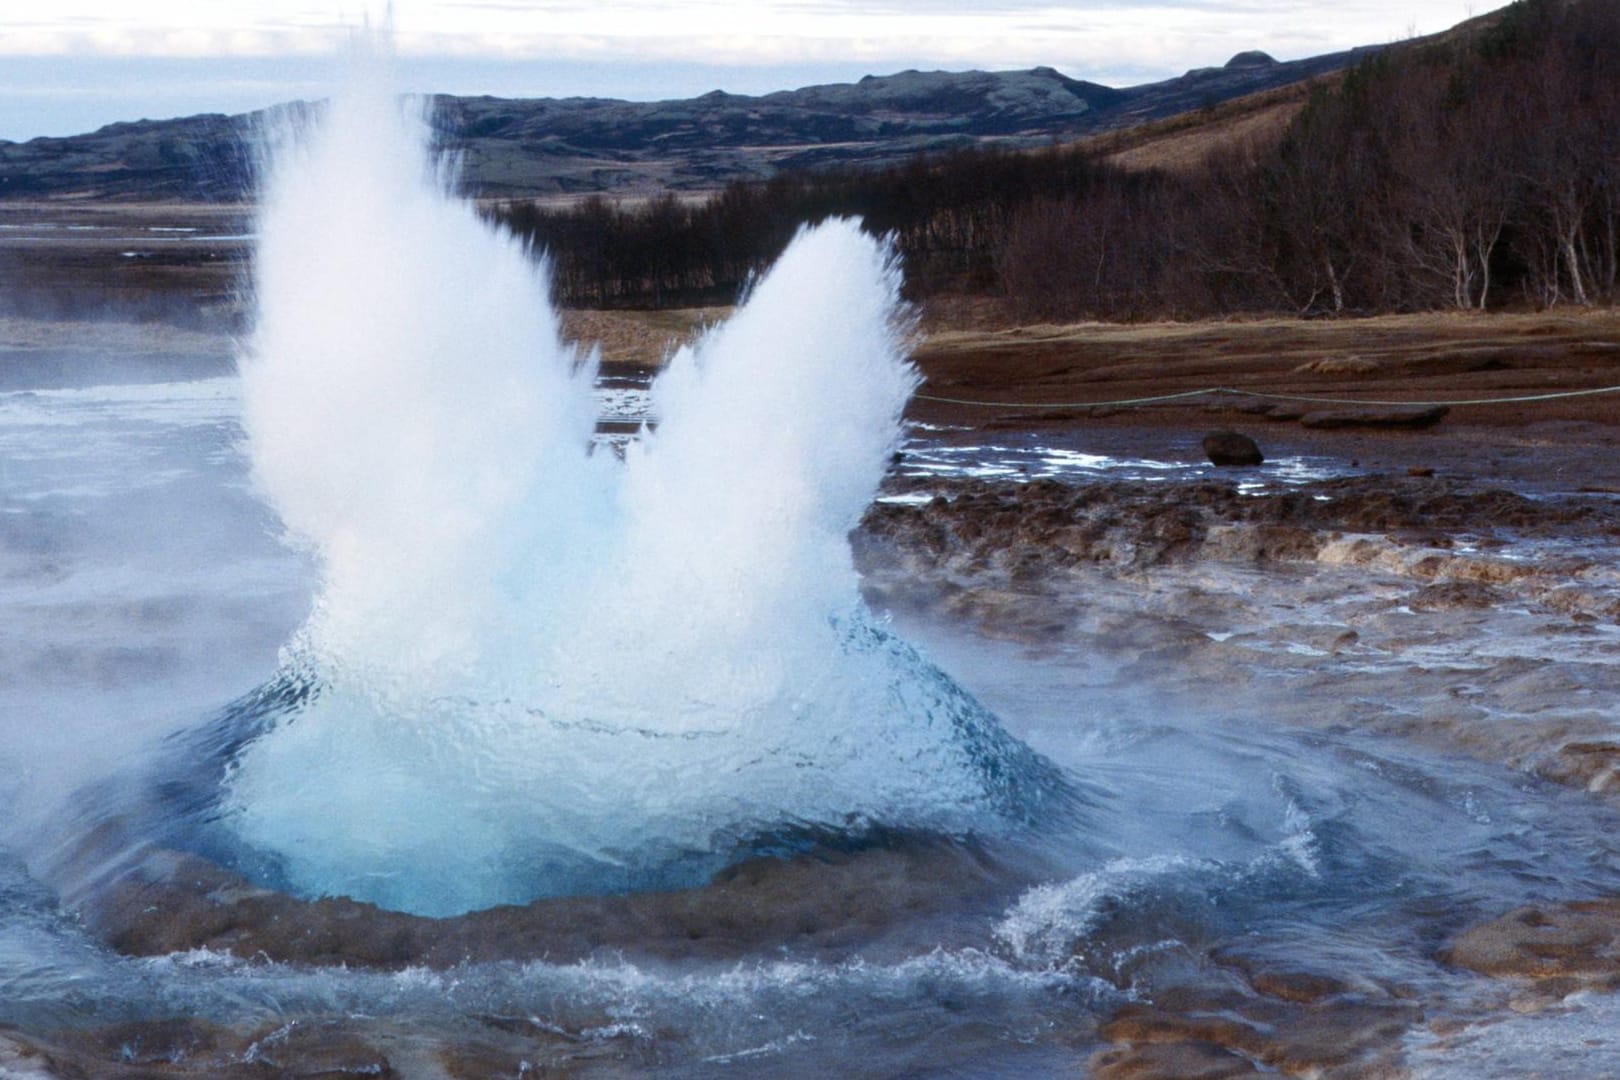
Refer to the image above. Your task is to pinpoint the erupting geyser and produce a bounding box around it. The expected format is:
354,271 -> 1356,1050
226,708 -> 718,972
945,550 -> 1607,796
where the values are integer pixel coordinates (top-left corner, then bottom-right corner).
222,59 -> 1054,916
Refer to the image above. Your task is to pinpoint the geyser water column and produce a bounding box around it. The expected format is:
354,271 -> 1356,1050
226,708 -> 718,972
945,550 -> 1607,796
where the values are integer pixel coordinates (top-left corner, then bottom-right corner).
225,61 -> 1055,917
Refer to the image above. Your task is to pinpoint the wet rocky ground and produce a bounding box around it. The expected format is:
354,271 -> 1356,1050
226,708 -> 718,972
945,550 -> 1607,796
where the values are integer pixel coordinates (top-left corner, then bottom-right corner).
858,472 -> 1620,790
10,467 -> 1618,1077
856,468 -> 1620,1077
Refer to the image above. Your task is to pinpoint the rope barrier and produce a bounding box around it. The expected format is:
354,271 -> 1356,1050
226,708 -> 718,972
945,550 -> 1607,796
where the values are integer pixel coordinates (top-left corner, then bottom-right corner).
913,383 -> 1620,410
914,388 -> 1226,408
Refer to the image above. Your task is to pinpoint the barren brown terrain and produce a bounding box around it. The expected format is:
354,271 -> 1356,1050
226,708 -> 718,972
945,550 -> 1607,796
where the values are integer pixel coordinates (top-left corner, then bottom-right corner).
551,300 -> 1620,492
909,308 -> 1620,486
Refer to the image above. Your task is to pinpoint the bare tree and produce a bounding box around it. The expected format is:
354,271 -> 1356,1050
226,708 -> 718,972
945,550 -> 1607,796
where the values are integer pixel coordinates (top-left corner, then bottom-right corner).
1394,61 -> 1517,309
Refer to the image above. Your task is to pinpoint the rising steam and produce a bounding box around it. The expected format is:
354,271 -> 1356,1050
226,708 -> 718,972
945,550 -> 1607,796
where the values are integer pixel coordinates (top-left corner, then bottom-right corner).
226,57 -> 1051,916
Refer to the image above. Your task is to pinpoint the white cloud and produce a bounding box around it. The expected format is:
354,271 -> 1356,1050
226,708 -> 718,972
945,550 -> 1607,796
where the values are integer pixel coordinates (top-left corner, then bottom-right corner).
0,2 -> 1485,66
0,1 -> 1491,139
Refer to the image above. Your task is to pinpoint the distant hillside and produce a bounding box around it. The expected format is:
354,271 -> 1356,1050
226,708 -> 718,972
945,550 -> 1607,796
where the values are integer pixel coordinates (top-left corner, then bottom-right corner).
478,0 -> 1616,319
1079,2 -> 1523,175
0,48 -> 1373,202
1079,82 -> 1316,174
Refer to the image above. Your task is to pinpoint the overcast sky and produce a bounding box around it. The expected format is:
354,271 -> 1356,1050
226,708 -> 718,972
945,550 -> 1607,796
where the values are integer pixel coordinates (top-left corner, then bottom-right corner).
1,1 -> 1491,142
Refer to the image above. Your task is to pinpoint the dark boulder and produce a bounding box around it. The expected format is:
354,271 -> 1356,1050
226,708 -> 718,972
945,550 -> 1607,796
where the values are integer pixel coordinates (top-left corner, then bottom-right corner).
1202,430 -> 1264,467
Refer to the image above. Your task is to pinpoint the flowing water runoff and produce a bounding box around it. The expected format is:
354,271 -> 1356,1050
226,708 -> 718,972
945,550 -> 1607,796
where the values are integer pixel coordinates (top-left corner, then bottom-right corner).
2,61 -> 1620,1077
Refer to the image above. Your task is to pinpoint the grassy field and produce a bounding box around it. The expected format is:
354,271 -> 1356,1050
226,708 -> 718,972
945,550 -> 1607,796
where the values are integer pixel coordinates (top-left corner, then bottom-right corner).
1075,80 -> 1316,174
559,304 -> 1620,433
911,308 -> 1620,424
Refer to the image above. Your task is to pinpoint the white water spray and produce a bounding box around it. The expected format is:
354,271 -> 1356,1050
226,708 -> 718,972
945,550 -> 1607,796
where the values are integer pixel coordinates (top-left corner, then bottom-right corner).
225,60 -> 1050,916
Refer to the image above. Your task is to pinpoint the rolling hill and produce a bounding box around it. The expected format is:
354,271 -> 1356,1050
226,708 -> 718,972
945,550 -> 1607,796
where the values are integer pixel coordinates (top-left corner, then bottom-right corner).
0,46 -> 1374,202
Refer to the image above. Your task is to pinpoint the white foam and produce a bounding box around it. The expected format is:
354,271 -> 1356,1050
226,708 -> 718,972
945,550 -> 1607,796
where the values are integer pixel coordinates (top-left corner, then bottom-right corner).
224,53 -> 1037,915
994,854 -> 1206,967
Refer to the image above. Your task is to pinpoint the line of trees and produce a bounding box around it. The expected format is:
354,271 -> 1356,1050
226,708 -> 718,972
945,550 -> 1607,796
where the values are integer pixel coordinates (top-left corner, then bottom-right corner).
1100,0 -> 1620,318
488,146 -> 1137,308
489,0 -> 1620,319
998,0 -> 1620,318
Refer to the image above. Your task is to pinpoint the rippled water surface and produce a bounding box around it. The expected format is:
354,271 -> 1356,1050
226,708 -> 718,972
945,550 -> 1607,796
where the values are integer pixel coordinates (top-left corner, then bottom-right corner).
4,373 -> 1620,1076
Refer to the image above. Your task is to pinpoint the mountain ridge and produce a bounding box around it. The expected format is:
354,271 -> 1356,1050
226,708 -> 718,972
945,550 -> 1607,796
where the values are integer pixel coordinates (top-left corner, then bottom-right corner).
0,46 -> 1375,202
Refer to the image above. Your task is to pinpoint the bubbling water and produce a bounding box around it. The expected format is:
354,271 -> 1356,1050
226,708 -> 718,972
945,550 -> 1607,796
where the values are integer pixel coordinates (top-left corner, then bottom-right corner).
224,61 -> 1056,916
